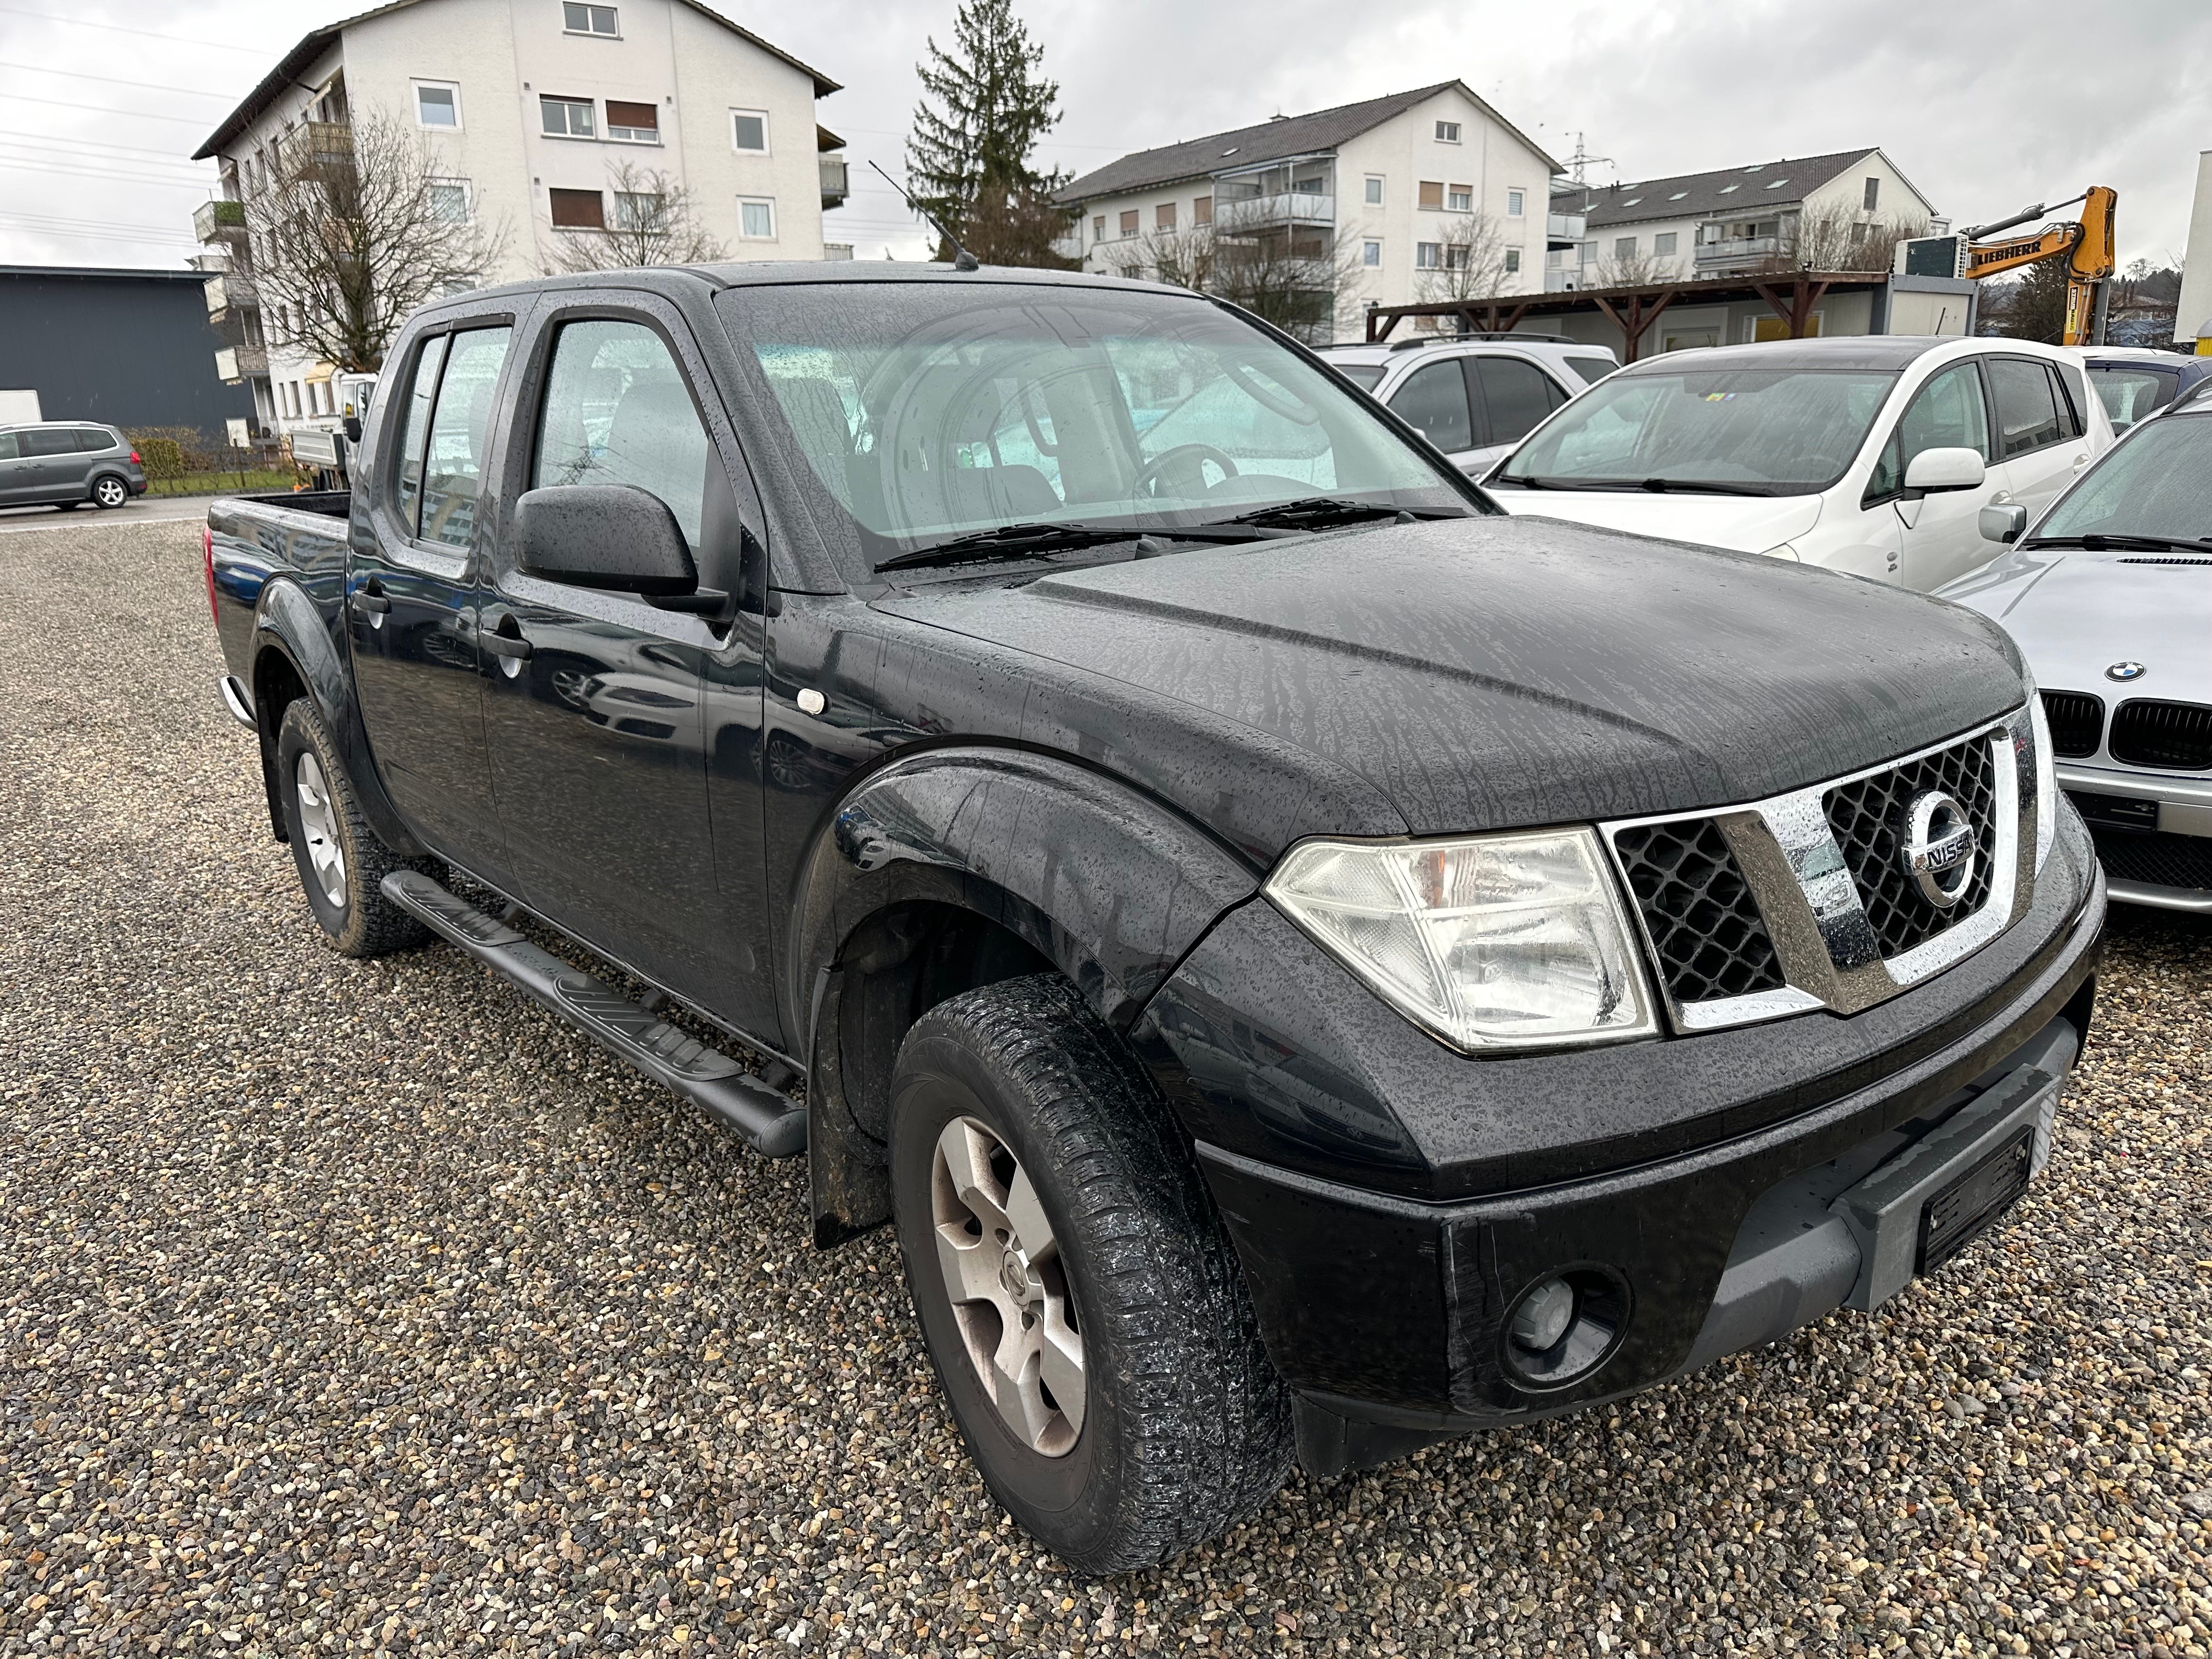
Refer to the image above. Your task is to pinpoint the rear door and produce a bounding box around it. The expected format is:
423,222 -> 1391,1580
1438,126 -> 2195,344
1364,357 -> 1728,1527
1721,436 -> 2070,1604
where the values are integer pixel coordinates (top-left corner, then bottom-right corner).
15,427 -> 81,501
478,292 -> 776,1031
1464,353 -> 1568,471
1385,356 -> 1478,468
1988,354 -> 2093,521
347,312 -> 521,876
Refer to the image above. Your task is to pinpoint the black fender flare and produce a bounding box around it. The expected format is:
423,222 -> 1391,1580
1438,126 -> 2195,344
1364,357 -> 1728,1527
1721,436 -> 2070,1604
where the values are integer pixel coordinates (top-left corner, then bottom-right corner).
249,576 -> 425,856
793,744 -> 1263,1243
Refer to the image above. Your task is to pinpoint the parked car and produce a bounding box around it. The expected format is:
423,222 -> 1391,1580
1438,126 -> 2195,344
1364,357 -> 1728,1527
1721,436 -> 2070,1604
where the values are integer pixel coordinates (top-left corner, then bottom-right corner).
204,265 -> 2101,1571
2075,345 -> 2212,433
1482,335 -> 2112,591
1316,334 -> 1619,475
1939,391 -> 2212,911
0,421 -> 146,510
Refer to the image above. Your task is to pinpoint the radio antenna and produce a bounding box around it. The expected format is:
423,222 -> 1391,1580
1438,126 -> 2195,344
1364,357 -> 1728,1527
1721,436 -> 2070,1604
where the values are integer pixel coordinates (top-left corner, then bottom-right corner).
868,161 -> 980,271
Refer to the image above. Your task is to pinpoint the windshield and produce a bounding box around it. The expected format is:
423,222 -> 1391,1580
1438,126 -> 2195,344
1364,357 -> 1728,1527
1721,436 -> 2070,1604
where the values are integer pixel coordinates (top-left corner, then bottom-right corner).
716,283 -> 1471,563
2033,416 -> 2212,542
1496,365 -> 1899,493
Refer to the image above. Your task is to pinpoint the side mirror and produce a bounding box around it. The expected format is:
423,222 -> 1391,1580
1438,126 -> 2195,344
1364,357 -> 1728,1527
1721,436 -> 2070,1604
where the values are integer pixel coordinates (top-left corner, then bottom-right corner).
514,484 -> 698,596
343,416 -> 362,442
1904,446 -> 1985,493
1979,500 -> 2029,544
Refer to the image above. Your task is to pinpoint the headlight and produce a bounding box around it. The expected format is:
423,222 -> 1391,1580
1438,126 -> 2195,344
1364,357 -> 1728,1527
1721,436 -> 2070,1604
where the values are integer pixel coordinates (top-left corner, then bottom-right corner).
2027,681 -> 2056,872
1264,828 -> 1658,1052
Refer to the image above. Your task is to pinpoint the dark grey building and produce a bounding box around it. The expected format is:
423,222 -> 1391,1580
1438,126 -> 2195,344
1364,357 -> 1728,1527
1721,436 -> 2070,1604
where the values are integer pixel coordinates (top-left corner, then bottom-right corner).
0,266 -> 257,433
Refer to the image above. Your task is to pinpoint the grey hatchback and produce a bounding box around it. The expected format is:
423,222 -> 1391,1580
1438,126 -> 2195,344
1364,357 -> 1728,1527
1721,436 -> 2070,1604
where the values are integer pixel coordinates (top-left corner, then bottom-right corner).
0,423 -> 147,510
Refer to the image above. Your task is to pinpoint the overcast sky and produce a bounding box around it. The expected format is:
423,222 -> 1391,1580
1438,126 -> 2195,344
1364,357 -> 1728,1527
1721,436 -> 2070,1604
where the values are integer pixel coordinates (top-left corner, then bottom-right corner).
2,0 -> 2206,273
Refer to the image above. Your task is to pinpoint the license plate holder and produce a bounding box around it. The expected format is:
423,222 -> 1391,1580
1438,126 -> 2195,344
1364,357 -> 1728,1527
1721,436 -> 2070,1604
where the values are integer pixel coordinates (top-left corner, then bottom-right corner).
1916,1126 -> 2034,1275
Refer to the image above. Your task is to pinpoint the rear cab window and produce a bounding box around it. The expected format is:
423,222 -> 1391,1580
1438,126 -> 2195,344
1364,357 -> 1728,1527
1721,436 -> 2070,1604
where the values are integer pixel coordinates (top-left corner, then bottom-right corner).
386,324 -> 515,548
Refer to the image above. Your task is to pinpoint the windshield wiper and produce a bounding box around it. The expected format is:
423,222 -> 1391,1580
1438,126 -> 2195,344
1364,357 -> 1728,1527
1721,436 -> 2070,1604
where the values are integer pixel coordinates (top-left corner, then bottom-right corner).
875,518 -> 1288,572
1210,497 -> 1458,531
2023,532 -> 2212,554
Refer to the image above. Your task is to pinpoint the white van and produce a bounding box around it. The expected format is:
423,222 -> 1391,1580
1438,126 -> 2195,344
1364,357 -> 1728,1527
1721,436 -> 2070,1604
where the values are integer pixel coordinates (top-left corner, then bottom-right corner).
1481,335 -> 2111,591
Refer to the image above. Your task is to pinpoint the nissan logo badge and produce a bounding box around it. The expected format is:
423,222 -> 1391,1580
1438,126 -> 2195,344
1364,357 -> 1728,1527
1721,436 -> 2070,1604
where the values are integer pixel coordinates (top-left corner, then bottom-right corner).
1903,790 -> 1977,910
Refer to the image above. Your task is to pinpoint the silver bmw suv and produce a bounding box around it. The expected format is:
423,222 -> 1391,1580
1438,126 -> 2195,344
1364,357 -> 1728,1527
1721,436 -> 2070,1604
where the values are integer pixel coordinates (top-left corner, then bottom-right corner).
0,423 -> 148,511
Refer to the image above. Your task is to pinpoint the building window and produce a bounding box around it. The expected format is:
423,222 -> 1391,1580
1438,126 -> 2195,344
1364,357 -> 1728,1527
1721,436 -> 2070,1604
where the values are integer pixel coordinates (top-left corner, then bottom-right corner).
429,178 -> 472,222
1435,120 -> 1461,143
1192,195 -> 1211,225
730,109 -> 769,153
414,81 -> 460,128
1091,215 -> 1105,242
1415,241 -> 1441,269
1506,188 -> 1525,217
1119,209 -> 1138,238
1363,176 -> 1384,206
1447,183 -> 1472,213
738,197 -> 776,239
1503,247 -> 1521,273
613,190 -> 661,229
550,187 -> 605,228
1156,201 -> 1176,230
1613,235 -> 1638,258
1653,231 -> 1677,256
606,99 -> 659,143
541,96 -> 596,138
1362,239 -> 1381,267
562,2 -> 618,34
1418,180 -> 1443,211
1864,176 -> 1880,211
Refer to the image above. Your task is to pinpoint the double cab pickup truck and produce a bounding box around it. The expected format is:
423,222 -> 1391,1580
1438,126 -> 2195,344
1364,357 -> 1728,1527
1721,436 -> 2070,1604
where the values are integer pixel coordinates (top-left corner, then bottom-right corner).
205,263 -> 2104,1572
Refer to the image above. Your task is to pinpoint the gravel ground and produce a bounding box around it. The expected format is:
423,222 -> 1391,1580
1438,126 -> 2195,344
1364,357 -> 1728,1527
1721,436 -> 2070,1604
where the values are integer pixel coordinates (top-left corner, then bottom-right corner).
5,519 -> 2212,1659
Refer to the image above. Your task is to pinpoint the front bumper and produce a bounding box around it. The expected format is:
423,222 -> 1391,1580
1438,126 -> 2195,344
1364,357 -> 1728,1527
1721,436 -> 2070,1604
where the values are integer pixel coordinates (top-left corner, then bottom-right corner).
1136,809 -> 2104,1469
2061,763 -> 2212,911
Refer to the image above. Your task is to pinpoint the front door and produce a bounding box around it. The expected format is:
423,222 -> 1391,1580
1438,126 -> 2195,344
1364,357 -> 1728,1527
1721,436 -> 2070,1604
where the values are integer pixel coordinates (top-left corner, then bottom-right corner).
1868,359 -> 2005,591
0,431 -> 31,503
479,300 -> 774,1033
348,319 -> 518,874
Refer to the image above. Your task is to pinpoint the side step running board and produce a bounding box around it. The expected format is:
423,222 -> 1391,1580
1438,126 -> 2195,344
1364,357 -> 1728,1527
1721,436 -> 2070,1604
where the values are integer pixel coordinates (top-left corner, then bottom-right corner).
380,870 -> 808,1159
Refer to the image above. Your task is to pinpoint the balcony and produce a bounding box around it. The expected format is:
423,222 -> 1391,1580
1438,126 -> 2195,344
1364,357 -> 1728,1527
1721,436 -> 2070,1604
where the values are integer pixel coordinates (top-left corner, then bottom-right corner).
204,272 -> 257,318
1545,211 -> 1587,243
194,198 -> 247,242
215,344 -> 268,383
1212,190 -> 1335,229
819,153 -> 848,210
280,121 -> 353,170
1694,235 -> 1783,273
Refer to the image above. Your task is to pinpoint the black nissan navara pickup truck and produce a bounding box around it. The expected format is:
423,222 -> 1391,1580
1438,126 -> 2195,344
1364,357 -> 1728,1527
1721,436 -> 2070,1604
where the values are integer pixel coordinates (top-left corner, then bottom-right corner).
205,264 -> 2104,1572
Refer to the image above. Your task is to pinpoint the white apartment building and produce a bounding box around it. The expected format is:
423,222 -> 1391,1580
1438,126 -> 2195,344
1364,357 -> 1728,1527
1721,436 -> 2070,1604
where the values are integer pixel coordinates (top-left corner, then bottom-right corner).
1056,83 -> 1567,343
1549,148 -> 1938,293
189,0 -> 845,435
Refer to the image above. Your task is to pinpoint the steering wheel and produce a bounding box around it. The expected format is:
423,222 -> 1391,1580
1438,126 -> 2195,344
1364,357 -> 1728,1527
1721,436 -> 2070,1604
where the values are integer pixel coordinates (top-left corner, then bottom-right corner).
1136,443 -> 1239,498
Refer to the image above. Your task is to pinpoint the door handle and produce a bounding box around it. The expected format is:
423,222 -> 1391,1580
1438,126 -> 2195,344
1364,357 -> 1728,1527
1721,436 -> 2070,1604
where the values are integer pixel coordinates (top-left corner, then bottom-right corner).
350,579 -> 390,625
481,613 -> 532,673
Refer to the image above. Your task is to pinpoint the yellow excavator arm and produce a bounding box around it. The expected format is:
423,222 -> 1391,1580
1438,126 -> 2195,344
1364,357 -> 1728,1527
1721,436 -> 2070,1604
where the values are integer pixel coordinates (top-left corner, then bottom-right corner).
1957,185 -> 2117,346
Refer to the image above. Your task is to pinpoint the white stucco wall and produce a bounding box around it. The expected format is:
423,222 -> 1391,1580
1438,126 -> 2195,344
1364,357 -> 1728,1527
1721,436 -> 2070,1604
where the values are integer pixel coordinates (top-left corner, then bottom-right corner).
2176,151 -> 2212,348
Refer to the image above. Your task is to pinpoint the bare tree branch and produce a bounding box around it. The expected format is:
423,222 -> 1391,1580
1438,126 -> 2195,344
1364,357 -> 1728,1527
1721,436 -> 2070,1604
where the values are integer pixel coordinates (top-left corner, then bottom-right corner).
544,160 -> 729,274
1130,204 -> 1363,343
1415,213 -> 1514,303
246,107 -> 506,372
1760,201 -> 1929,274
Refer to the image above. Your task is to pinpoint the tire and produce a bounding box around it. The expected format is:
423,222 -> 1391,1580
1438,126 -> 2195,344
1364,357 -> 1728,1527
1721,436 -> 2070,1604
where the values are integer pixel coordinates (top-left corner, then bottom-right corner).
274,699 -> 430,957
91,475 -> 129,509
889,973 -> 1293,1573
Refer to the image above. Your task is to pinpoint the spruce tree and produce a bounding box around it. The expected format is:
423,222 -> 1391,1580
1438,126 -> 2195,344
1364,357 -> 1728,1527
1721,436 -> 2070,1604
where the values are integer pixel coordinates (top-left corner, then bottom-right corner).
906,0 -> 1071,267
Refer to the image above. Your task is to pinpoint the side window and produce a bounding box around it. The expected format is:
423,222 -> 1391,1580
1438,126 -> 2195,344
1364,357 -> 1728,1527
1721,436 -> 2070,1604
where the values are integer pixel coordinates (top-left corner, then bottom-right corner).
532,319 -> 712,551
1472,357 -> 1556,447
74,428 -> 111,452
22,429 -> 78,458
2046,362 -> 2084,439
418,327 -> 514,549
392,334 -> 449,536
1387,359 -> 1474,452
0,433 -> 16,460
1987,357 -> 2062,458
1865,362 -> 1990,504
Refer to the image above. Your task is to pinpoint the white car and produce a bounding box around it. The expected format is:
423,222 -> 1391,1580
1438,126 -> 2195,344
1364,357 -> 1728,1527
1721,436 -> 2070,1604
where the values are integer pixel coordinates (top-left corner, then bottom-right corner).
1316,335 -> 1620,477
1481,335 -> 2113,592
1939,393 -> 2212,910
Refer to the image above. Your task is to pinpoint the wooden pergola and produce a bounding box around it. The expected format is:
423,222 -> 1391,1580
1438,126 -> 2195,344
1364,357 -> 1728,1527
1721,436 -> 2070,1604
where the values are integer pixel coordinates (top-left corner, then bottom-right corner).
1362,271 -> 1882,362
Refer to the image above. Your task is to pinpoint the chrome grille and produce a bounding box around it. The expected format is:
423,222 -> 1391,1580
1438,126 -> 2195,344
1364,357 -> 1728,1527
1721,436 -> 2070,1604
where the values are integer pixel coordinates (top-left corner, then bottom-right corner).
1824,735 -> 1997,959
1602,711 -> 2036,1035
1611,819 -> 1786,1003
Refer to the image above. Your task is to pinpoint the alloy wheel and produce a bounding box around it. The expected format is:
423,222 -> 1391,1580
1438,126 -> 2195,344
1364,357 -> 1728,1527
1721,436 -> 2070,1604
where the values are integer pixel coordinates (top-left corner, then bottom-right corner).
930,1115 -> 1085,1455
294,752 -> 348,907
94,478 -> 127,507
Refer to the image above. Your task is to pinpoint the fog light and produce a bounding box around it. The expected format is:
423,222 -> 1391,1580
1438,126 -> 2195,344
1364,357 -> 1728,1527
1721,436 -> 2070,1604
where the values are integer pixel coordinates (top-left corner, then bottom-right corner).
1510,1276 -> 1576,1352
1499,1265 -> 1632,1392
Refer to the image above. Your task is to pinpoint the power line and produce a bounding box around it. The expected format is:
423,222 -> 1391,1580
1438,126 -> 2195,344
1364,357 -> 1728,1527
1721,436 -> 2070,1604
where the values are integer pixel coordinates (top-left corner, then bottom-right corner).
0,3 -> 277,54
1,90 -> 220,127
0,153 -> 216,191
0,205 -> 206,238
0,134 -> 213,176
0,60 -> 244,102
0,126 -> 211,162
